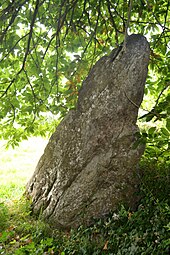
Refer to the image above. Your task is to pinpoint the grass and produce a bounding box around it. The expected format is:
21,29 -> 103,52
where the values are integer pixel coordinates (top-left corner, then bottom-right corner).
0,137 -> 170,255
0,137 -> 47,202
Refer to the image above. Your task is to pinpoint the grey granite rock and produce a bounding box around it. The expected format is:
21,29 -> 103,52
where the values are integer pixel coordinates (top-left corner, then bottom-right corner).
26,34 -> 150,229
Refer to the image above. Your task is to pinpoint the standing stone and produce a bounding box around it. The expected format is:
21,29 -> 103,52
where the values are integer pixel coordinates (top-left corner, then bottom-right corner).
26,34 -> 150,229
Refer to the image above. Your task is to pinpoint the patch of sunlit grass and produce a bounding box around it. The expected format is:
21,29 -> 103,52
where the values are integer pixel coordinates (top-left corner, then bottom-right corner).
0,137 -> 47,203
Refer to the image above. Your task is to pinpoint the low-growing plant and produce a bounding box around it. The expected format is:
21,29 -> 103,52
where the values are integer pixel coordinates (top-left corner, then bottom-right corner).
0,202 -> 9,231
0,139 -> 169,255
1,185 -> 169,255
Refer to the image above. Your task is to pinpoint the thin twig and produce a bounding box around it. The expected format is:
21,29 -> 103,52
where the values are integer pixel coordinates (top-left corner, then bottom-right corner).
24,69 -> 37,115
124,90 -> 140,109
106,0 -> 122,34
0,0 -> 28,42
0,33 -> 29,63
21,0 -> 40,70
154,82 -> 170,107
123,0 -> 133,48
139,83 -> 170,120
0,0 -> 40,99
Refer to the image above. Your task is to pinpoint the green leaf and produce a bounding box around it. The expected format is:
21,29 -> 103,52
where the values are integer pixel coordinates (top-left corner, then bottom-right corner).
148,127 -> 156,135
161,128 -> 170,137
166,118 -> 170,131
0,0 -> 170,147
162,151 -> 170,157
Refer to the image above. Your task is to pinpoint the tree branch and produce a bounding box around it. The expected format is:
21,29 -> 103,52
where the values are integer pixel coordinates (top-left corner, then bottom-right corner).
0,0 -> 40,99
106,0 -> 123,34
139,83 -> 170,120
0,33 -> 29,63
21,0 -> 40,70
0,0 -> 28,43
24,69 -> 37,115
123,0 -> 133,47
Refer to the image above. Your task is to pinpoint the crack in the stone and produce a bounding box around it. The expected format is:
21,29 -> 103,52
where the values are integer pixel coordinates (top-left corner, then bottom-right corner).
46,197 -> 60,219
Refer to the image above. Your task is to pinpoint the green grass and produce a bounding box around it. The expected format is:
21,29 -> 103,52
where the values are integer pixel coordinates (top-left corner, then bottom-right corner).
0,138 -> 169,255
0,137 -> 47,202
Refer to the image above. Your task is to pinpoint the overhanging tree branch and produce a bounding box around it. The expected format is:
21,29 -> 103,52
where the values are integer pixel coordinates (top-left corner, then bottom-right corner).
139,83 -> 170,120
0,33 -> 29,63
106,0 -> 123,34
0,0 -> 40,99
0,0 -> 28,43
21,0 -> 40,70
123,0 -> 133,47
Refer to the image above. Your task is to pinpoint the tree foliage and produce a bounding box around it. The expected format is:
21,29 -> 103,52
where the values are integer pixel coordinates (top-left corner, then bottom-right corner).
0,0 -> 170,147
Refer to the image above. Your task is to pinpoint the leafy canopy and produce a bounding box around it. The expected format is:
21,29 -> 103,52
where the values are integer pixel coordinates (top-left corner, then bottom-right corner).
0,0 -> 170,147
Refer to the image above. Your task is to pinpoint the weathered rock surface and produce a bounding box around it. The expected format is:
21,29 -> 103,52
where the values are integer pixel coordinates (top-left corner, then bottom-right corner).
26,34 -> 150,229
